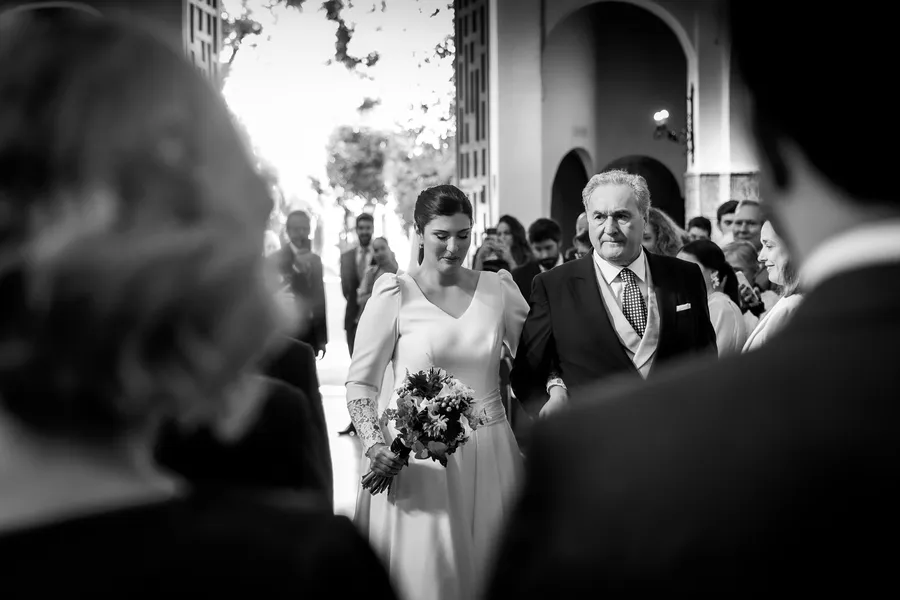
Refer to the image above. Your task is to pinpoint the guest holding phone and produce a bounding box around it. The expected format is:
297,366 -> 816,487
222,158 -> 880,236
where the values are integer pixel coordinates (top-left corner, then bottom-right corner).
355,237 -> 399,320
474,216 -> 533,272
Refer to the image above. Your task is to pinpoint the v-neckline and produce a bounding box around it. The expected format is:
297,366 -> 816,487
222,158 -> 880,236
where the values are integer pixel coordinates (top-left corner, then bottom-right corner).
406,271 -> 482,320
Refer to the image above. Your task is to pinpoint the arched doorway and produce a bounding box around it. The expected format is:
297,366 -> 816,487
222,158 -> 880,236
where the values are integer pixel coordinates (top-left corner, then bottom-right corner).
551,150 -> 590,248
542,1 -> 688,224
602,155 -> 684,226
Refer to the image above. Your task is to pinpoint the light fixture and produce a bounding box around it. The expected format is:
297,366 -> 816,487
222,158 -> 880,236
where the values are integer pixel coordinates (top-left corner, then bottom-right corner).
652,86 -> 695,163
653,109 -> 688,144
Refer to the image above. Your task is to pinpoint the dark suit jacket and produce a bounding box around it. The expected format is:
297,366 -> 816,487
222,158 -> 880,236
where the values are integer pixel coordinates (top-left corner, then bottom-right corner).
154,376 -> 332,508
262,337 -> 332,503
511,260 -> 542,305
488,263 -> 900,596
270,246 -> 327,351
340,248 -> 363,332
511,252 -> 716,415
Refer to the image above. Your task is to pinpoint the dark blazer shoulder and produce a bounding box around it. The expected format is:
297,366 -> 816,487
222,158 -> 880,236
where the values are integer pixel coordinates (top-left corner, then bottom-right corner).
647,252 -> 702,283
540,254 -> 592,284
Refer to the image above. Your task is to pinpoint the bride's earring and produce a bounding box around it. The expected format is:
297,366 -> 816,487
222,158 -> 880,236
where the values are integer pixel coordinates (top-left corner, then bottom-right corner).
710,272 -> 721,289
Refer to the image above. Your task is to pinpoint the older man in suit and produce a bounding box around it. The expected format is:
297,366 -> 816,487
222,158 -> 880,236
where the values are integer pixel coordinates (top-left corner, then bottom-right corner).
488,1 -> 900,596
511,169 -> 716,418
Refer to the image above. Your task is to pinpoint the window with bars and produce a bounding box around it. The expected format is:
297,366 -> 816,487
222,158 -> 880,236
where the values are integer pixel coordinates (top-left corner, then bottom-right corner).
184,0 -> 221,84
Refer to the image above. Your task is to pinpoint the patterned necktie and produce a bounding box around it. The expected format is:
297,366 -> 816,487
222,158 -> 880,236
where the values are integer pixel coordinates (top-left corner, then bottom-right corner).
619,267 -> 647,337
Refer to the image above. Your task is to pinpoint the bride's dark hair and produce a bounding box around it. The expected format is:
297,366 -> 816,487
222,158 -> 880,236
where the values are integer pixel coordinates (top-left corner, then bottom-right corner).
414,185 -> 473,265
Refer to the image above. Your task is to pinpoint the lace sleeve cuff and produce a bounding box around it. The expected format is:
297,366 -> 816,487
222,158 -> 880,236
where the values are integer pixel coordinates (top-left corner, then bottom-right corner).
347,396 -> 385,453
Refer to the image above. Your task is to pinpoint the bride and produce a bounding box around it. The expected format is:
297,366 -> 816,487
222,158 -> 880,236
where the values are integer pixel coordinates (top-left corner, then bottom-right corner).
345,185 -> 529,600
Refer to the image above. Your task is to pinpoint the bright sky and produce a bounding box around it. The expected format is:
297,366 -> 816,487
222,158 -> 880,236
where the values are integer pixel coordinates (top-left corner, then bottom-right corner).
221,0 -> 454,204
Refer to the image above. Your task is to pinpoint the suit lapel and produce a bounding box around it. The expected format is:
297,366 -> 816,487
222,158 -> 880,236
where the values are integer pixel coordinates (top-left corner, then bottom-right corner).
569,256 -> 635,369
646,252 -> 677,360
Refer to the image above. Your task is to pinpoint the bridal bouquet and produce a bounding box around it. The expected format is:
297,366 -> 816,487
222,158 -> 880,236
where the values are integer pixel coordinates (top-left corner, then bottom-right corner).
361,367 -> 482,496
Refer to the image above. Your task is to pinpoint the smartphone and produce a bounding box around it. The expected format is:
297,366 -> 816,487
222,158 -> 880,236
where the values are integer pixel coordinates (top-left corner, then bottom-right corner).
735,271 -> 761,303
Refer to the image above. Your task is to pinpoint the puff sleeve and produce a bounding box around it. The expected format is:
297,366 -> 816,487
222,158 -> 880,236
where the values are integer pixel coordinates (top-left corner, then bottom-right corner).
498,269 -> 528,358
345,273 -> 401,453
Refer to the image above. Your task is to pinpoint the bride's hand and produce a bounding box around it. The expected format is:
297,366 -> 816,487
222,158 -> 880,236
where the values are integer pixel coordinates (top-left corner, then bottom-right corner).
366,443 -> 406,477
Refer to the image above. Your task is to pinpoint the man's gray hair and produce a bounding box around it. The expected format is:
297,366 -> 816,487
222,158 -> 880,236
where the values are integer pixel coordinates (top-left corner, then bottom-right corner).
582,169 -> 652,218
736,199 -> 760,211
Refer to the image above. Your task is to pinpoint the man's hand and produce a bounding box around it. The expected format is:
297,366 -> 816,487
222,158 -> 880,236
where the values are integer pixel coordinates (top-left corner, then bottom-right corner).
540,386 -> 568,418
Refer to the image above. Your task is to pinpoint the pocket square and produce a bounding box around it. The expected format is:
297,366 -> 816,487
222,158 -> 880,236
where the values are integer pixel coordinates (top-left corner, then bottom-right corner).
676,303 -> 692,312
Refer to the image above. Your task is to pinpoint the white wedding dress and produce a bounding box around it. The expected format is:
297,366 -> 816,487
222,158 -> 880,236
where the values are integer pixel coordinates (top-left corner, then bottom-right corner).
346,269 -> 528,600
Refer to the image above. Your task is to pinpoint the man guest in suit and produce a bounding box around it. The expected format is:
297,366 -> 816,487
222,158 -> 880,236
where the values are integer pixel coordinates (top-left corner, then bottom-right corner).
512,217 -> 563,304
338,212 -> 374,435
340,212 -> 374,355
511,169 -> 716,418
488,1 -> 900,596
270,210 -> 327,357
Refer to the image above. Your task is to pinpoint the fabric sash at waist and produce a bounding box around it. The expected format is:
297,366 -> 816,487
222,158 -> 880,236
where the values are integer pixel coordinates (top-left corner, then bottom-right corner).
470,388 -> 505,428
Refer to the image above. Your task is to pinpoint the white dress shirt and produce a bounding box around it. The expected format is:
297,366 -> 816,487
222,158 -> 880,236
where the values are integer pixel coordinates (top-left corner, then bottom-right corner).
592,248 -> 650,311
801,220 -> 900,290
356,244 -> 373,278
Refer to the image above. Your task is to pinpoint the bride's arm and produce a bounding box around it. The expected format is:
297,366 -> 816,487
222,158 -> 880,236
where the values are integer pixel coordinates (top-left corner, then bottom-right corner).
346,274 -> 401,455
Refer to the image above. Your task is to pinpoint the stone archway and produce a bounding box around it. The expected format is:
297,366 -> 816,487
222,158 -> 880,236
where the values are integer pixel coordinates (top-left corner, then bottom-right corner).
551,149 -> 591,247
602,155 -> 684,226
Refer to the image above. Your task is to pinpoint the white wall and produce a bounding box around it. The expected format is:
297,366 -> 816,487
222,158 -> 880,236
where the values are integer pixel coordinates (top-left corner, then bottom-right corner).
541,10 -> 598,210
491,0 -> 544,228
542,1 -> 687,220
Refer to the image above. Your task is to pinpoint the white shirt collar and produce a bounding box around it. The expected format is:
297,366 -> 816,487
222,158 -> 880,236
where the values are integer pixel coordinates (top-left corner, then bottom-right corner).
593,248 -> 647,285
358,244 -> 371,256
801,220 -> 900,290
289,242 -> 302,255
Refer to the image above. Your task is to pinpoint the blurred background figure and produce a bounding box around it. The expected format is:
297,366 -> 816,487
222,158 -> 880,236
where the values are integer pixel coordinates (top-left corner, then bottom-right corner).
0,5 -> 394,596
512,218 -> 563,304
732,199 -> 763,251
566,230 -> 592,262
564,211 -> 589,261
643,206 -> 688,257
341,213 -> 375,357
686,216 -> 712,241
678,240 -> 748,356
742,219 -> 803,352
474,214 -> 533,273
264,229 -> 282,257
270,210 -> 328,358
337,212 -> 375,437
356,236 -> 400,317
715,199 -> 739,246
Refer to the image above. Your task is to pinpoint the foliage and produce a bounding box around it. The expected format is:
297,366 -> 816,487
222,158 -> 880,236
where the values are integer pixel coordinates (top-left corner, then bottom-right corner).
325,126 -> 389,206
222,0 -> 451,75
386,127 -> 456,230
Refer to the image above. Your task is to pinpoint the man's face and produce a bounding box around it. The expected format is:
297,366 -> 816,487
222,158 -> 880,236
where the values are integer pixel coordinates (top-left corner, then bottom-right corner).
688,226 -> 710,241
732,204 -> 763,249
531,239 -> 560,270
718,211 -> 736,235
357,219 -> 374,247
586,184 -> 645,266
286,214 -> 310,247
